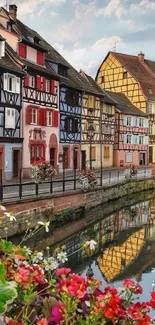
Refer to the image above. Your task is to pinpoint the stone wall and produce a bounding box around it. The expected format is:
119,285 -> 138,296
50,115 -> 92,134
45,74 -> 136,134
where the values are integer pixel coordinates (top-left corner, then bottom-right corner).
0,178 -> 154,239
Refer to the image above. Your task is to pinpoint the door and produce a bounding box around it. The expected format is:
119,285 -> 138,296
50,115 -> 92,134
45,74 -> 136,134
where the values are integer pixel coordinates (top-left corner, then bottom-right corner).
50,148 -> 55,167
63,148 -> 69,169
73,148 -> 78,169
149,146 -> 153,164
81,150 -> 86,170
139,152 -> 145,166
13,150 -> 19,177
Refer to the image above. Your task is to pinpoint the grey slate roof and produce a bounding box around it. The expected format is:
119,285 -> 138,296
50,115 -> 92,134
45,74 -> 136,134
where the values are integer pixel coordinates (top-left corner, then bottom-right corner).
0,39 -> 24,74
106,91 -> 147,117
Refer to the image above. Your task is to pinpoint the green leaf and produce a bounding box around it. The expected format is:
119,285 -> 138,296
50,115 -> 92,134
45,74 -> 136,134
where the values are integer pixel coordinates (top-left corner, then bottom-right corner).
0,264 -> 6,284
0,240 -> 14,254
0,281 -> 17,315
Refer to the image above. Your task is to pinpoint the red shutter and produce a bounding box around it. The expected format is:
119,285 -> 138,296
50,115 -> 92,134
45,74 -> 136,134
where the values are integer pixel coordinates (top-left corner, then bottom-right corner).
26,106 -> 31,124
37,51 -> 44,65
53,111 -> 58,127
19,43 -> 26,58
50,80 -> 55,94
42,77 -> 46,91
36,75 -> 41,89
24,75 -> 29,87
39,108 -> 46,126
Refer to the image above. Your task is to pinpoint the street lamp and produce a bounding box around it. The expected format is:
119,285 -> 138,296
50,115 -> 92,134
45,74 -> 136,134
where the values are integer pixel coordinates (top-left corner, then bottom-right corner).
87,124 -> 95,170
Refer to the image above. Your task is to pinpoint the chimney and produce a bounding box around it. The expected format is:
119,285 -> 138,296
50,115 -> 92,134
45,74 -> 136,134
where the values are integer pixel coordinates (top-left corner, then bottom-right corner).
9,4 -> 17,21
138,51 -> 145,63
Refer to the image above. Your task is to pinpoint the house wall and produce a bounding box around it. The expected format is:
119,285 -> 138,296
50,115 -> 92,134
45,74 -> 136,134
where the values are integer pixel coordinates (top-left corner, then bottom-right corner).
0,27 -> 18,52
0,142 -> 22,180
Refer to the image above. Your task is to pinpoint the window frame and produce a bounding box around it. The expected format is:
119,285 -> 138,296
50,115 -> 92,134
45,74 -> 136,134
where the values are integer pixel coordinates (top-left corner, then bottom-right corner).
46,79 -> 50,93
29,75 -> 36,88
47,110 -> 52,126
139,135 -> 144,145
126,116 -> 132,126
104,146 -> 110,159
91,146 -> 96,161
126,134 -> 132,144
30,144 -> 45,164
139,118 -> 144,127
31,108 -> 37,125
5,107 -> 16,129
123,71 -> 128,79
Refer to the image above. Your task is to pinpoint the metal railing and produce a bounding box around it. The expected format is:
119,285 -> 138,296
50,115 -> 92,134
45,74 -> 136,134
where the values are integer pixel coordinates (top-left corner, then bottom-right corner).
0,166 -> 152,202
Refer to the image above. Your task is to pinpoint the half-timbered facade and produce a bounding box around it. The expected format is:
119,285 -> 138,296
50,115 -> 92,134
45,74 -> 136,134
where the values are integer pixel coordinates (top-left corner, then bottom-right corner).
96,51 -> 155,164
79,71 -> 115,168
0,37 -> 24,180
0,5 -> 60,176
107,92 -> 149,167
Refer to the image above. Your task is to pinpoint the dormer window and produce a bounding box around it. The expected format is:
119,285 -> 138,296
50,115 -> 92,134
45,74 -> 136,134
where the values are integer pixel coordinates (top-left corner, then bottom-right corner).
7,22 -> 12,32
27,36 -> 34,43
148,88 -> 153,95
123,71 -> 127,79
34,36 -> 40,45
58,65 -> 67,77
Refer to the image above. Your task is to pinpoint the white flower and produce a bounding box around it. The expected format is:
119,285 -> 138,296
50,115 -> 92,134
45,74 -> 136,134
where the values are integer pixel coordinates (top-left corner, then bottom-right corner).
44,257 -> 59,271
57,251 -> 68,264
4,212 -> 16,221
23,246 -> 32,255
37,221 -> 50,232
0,205 -> 6,211
32,252 -> 44,264
85,240 -> 97,251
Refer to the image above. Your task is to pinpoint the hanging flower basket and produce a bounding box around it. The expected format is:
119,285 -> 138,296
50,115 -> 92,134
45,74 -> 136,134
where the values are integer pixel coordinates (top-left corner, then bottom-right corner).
30,159 -> 56,183
78,169 -> 98,192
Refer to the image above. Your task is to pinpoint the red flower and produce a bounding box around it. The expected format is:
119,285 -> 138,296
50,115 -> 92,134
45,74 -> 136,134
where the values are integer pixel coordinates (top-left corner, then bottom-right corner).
134,284 -> 143,294
37,319 -> 48,325
123,278 -> 135,289
137,315 -> 151,325
49,303 -> 64,324
56,268 -> 71,277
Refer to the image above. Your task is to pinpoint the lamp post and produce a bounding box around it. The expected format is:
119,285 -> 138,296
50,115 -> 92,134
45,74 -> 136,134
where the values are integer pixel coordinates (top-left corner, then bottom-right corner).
87,124 -> 95,171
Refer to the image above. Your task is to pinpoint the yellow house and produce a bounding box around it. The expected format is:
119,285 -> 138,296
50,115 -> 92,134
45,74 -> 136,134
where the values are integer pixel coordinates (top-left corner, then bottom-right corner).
96,51 -> 155,164
79,71 -> 115,169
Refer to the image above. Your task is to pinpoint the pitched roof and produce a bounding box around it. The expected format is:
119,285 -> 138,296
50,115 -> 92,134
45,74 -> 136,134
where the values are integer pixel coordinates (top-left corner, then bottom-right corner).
106,91 -> 147,117
0,39 -> 24,74
96,51 -> 155,100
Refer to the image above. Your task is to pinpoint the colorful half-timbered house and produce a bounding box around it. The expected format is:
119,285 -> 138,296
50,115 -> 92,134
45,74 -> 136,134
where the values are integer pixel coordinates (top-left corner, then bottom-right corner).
96,51 -> 155,164
0,5 -> 60,176
0,36 -> 24,180
106,92 -> 149,167
79,71 -> 116,168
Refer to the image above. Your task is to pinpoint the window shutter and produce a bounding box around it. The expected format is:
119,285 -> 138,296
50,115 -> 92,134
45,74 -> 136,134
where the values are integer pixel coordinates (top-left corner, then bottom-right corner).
132,117 -> 136,127
16,77 -> 20,94
24,75 -> 29,87
36,75 -> 41,89
124,134 -> 127,144
39,108 -> 46,126
18,43 -> 26,58
145,119 -> 149,128
145,136 -> 149,145
53,111 -> 58,127
136,117 -> 139,127
123,117 -> 127,126
50,80 -> 55,93
37,51 -> 44,65
42,77 -> 46,91
3,73 -> 8,91
26,106 -> 32,124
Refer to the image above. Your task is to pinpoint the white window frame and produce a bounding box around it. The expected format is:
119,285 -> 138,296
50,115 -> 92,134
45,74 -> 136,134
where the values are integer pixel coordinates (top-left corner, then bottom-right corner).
126,134 -> 132,144
125,152 -> 133,163
126,116 -> 132,126
4,73 -> 20,93
5,107 -> 15,129
139,135 -> 144,145
47,110 -> 52,126
46,79 -> 50,93
139,118 -> 144,127
29,75 -> 35,88
31,108 -> 37,124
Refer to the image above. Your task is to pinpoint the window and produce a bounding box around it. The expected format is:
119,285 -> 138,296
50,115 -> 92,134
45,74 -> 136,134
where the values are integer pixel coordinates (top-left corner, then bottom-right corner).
88,108 -> 94,116
139,135 -> 144,144
126,152 -> 133,163
46,79 -> 50,93
5,108 -> 15,129
106,105 -> 112,114
66,90 -> 79,106
102,125 -> 111,134
91,147 -> 96,161
47,111 -> 52,126
29,75 -> 35,88
149,123 -> 153,135
30,144 -> 45,164
58,65 -> 68,77
104,146 -> 110,159
126,116 -> 132,126
34,130 -> 42,140
139,118 -> 144,127
88,96 -> 94,108
126,135 -> 132,144
148,88 -> 153,95
101,76 -> 104,83
64,117 -> 78,132
3,74 -> 20,93
31,108 -> 37,124
148,103 -> 153,114
123,71 -> 127,79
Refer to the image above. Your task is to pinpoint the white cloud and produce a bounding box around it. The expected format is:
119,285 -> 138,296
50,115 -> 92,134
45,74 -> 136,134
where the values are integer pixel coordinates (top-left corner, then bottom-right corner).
74,0 -> 96,20
96,0 -> 126,19
92,36 -> 124,51
130,0 -> 155,12
72,0 -> 80,5
8,0 -> 66,16
50,11 -> 59,17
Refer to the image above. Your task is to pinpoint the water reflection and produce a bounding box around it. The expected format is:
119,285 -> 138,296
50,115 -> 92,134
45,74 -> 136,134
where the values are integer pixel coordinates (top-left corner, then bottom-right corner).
53,196 -> 155,303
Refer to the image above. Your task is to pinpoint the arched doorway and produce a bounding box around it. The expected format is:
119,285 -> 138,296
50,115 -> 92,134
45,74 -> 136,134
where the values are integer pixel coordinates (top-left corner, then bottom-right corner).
49,134 -> 58,168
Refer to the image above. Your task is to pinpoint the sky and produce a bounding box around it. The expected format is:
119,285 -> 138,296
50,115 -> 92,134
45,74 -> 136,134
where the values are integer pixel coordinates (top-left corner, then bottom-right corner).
1,0 -> 155,77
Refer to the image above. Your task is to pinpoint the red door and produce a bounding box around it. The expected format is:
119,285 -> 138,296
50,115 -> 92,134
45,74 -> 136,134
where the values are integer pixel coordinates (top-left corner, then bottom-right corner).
63,148 -> 69,169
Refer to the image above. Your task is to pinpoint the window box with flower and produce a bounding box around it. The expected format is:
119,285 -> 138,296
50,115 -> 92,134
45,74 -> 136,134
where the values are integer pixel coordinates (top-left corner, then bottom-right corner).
29,159 -> 56,183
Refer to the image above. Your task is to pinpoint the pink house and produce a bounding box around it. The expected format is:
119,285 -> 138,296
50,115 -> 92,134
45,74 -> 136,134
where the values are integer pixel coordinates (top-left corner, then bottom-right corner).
107,92 -> 149,167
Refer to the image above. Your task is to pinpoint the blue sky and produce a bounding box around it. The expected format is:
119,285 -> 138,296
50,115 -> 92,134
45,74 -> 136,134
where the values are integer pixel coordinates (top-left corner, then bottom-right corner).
2,0 -> 155,76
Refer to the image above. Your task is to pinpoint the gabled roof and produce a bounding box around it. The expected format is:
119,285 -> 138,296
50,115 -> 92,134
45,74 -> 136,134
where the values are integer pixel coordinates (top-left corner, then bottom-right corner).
106,91 -> 147,117
0,39 -> 24,74
96,51 -> 155,100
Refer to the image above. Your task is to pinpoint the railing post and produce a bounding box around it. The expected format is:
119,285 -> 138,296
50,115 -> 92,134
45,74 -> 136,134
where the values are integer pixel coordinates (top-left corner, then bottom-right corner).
36,183 -> 39,196
74,167 -> 76,191
50,175 -> 53,194
63,165 -> 65,192
100,160 -> 102,187
117,170 -> 119,184
19,169 -> 22,199
0,169 -> 3,201
109,171 -> 111,185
